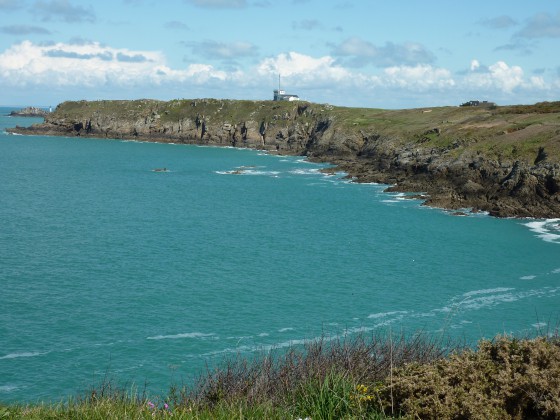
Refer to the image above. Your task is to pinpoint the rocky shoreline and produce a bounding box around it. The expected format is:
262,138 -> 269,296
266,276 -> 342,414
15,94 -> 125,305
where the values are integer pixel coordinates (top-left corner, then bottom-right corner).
8,106 -> 49,117
7,99 -> 560,218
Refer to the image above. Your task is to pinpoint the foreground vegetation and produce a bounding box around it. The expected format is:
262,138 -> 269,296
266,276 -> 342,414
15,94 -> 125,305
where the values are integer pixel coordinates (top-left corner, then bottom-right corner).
3,332 -> 560,419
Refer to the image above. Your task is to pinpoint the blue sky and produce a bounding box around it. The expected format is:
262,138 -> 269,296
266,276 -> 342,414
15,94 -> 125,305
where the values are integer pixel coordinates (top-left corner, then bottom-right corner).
0,0 -> 559,108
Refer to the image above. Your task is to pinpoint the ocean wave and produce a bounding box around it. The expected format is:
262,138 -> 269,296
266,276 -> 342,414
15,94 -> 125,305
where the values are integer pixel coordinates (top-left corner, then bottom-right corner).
0,385 -> 18,392
241,169 -> 280,176
0,351 -> 45,360
278,327 -> 294,332
461,287 -> 515,298
367,310 -> 408,319
146,332 -> 216,340
520,275 -> 537,280
289,168 -> 322,176
201,337 -> 317,359
444,287 -> 559,313
524,219 -> 560,244
215,168 -> 279,177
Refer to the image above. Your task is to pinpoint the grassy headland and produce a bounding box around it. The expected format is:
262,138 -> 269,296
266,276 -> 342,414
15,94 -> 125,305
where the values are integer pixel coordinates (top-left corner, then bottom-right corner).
8,99 -> 560,218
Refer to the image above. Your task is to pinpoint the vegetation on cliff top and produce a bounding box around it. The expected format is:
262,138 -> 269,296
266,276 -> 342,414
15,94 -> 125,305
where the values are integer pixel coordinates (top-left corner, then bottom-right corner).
3,333 -> 560,419
13,98 -> 560,218
51,99 -> 560,164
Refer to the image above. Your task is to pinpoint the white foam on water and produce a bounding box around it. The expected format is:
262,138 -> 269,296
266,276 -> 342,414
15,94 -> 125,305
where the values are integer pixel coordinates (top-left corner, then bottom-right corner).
0,351 -> 45,360
289,168 -> 322,176
462,287 -> 515,298
242,169 -> 280,176
367,310 -> 408,319
381,199 -> 400,203
200,338 -> 312,358
524,219 -> 560,243
0,385 -> 19,392
443,287 -> 560,313
278,327 -> 294,332
520,275 -> 536,280
147,332 -> 216,340
258,332 -> 269,337
552,268 -> 560,274
459,292 -> 518,310
532,322 -> 547,329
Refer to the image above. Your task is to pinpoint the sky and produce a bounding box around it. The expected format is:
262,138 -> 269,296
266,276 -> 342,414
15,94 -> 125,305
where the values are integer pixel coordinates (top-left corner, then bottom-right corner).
0,0 -> 559,108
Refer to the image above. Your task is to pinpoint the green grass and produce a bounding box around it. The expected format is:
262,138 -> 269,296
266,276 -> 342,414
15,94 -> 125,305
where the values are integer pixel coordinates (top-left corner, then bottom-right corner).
50,99 -> 560,165
4,332 -> 560,419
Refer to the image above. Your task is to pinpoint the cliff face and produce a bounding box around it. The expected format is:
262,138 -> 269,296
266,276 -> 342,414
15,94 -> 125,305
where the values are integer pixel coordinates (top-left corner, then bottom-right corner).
8,99 -> 560,218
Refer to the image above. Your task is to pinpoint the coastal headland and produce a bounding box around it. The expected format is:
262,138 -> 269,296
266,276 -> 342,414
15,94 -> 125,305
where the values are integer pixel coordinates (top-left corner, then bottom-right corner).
8,106 -> 49,117
8,99 -> 560,218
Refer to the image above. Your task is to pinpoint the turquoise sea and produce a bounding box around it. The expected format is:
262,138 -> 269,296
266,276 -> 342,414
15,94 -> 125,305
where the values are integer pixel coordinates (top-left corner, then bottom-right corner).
1,107 -> 559,403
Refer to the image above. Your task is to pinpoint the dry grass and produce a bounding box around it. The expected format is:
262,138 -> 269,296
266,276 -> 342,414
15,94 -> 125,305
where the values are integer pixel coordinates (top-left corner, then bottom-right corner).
4,332 -> 560,419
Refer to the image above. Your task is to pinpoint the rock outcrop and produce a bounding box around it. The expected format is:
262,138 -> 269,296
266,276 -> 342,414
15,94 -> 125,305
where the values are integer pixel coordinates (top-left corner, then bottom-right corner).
9,107 -> 49,117
7,99 -> 560,218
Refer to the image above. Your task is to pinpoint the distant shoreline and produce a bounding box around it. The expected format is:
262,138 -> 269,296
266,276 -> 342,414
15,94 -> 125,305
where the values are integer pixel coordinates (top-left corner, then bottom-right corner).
8,106 -> 49,117
7,98 -> 560,218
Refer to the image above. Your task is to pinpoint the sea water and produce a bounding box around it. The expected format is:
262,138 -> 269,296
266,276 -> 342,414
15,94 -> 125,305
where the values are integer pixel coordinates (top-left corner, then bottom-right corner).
1,107 -> 559,403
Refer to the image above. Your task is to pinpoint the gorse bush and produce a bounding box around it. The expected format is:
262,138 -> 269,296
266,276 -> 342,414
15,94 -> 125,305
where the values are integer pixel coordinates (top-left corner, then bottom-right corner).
378,335 -> 560,419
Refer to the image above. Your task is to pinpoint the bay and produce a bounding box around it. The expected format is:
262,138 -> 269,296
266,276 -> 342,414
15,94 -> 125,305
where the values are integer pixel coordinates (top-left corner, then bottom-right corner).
1,107 -> 559,403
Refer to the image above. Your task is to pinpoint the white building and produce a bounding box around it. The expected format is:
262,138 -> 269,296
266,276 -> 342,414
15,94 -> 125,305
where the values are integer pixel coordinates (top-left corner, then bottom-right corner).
273,89 -> 300,101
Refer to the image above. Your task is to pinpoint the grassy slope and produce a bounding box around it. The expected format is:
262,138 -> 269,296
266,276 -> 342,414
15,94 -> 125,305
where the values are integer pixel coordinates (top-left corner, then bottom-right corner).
331,103 -> 560,162
2,334 -> 560,419
52,99 -> 560,164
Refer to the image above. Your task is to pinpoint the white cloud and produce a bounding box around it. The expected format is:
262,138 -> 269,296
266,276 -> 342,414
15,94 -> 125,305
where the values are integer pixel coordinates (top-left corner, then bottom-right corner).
257,52 -> 352,86
0,40 -> 234,88
464,60 -> 524,92
0,41 -> 555,107
376,65 -> 455,90
470,59 -> 480,71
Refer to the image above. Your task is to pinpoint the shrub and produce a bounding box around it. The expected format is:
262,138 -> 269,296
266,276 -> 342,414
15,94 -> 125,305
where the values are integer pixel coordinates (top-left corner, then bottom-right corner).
378,335 -> 560,419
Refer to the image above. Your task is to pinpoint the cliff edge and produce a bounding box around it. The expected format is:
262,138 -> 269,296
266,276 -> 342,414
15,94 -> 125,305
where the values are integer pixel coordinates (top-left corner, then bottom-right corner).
8,99 -> 560,218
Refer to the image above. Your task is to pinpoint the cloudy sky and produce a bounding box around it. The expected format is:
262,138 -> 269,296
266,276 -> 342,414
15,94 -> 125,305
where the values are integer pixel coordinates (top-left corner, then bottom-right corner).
0,0 -> 559,108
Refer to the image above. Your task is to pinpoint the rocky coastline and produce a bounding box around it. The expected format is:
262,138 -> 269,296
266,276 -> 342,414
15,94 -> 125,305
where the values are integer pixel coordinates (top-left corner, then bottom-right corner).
7,99 -> 560,218
9,106 -> 49,117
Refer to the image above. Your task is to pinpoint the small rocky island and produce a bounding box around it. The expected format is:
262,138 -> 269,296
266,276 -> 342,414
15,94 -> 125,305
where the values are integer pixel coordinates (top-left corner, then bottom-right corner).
9,106 -> 49,117
8,99 -> 560,218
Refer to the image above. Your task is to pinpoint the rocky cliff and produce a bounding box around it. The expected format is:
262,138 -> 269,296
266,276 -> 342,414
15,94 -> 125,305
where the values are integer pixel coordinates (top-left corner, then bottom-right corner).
8,99 -> 560,218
